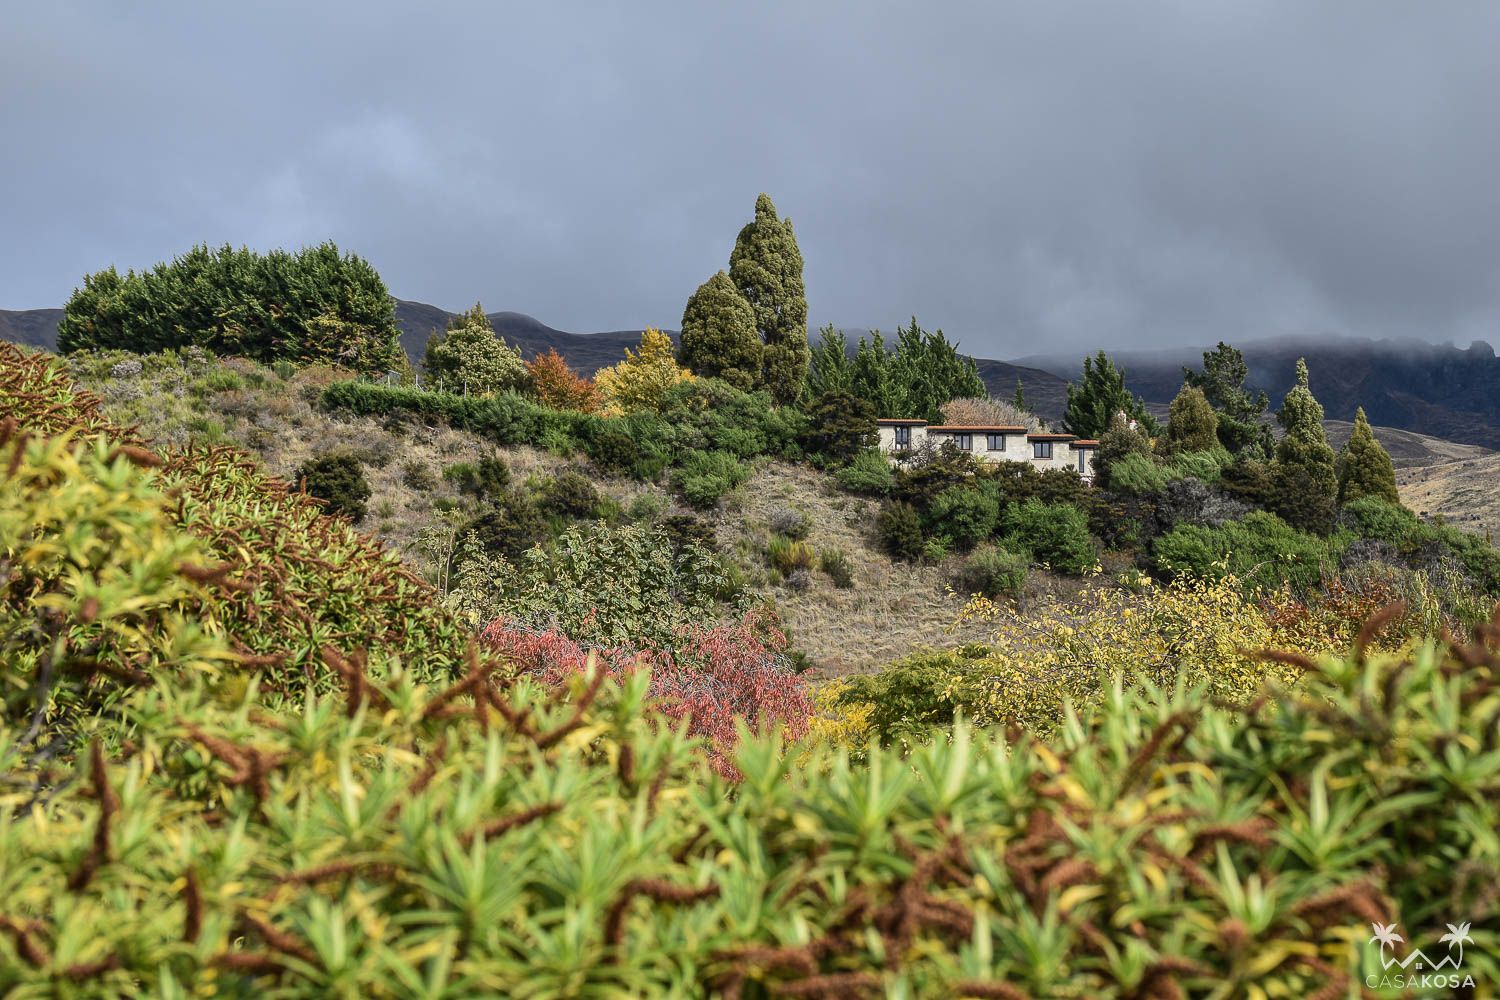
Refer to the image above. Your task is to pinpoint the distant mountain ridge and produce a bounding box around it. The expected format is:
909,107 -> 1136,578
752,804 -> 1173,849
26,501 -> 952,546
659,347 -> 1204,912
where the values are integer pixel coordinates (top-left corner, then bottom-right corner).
6,301 -> 1500,446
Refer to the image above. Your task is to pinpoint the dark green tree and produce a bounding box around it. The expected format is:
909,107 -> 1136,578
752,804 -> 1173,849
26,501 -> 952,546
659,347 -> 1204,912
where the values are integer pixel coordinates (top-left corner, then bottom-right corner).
678,270 -> 761,390
804,325 -> 854,399
1336,407 -> 1400,507
798,390 -> 877,466
58,242 -> 403,371
1062,352 -> 1159,439
1012,378 -> 1027,411
729,193 -> 810,404
1164,385 -> 1220,454
1182,341 -> 1272,457
844,320 -> 984,421
1269,359 -> 1338,533
295,453 -> 371,521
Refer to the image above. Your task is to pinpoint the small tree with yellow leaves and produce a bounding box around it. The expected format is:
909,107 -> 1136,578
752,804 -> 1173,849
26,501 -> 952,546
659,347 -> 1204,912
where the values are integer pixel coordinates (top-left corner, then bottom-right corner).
594,327 -> 695,414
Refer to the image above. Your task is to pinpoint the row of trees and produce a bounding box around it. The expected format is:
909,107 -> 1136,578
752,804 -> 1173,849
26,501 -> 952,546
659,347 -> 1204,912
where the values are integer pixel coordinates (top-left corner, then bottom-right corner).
803,320 -> 985,422
58,242 -> 406,370
1090,340 -> 1399,534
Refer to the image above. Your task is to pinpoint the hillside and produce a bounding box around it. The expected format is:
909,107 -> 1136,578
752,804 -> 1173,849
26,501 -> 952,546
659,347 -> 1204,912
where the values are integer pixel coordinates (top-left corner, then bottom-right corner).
1025,335 -> 1500,449
0,307 -> 63,350
61,348 -> 1000,676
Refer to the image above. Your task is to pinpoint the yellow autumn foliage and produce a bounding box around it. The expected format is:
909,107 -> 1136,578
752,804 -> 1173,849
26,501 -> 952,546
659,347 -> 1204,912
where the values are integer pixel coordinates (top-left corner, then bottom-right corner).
594,327 -> 695,415
819,567 -> 1438,750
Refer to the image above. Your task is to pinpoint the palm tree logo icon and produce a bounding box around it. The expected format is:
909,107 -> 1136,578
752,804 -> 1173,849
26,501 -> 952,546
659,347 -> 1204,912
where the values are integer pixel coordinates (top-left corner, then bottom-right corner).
1369,923 -> 1404,957
1441,922 -> 1474,968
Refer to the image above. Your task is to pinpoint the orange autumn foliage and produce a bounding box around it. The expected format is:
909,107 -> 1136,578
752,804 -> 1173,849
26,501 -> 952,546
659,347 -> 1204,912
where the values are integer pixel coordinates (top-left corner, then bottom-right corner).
526,349 -> 601,412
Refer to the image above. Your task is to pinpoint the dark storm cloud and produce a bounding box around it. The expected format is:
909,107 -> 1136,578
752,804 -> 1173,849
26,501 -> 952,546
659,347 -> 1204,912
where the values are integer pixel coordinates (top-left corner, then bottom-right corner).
4,2 -> 1500,356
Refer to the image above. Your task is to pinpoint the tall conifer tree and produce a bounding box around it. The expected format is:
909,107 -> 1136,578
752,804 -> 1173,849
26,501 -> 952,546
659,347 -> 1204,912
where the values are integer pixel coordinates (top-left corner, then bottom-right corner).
1270,358 -> 1339,532
1336,407 -> 1400,506
729,193 -> 810,404
1062,352 -> 1159,439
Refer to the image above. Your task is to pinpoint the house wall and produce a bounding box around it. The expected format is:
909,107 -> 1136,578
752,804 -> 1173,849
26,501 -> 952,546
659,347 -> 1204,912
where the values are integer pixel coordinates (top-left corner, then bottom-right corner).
877,422 -> 1096,482
877,423 -> 927,454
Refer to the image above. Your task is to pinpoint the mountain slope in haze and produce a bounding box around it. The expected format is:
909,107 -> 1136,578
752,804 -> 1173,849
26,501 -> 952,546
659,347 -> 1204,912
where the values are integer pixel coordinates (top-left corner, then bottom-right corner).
1022,336 -> 1500,450
0,308 -> 64,351
972,359 -> 1069,424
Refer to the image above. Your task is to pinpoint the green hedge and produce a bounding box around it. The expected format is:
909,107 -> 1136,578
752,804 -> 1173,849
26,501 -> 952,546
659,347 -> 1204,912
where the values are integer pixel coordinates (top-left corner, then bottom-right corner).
321,378 -> 802,494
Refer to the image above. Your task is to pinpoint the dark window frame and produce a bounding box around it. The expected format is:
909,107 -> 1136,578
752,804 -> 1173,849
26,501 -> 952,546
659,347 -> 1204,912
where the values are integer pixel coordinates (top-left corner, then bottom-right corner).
955,432 -> 973,451
894,425 -> 911,446
986,433 -> 1006,452
1032,441 -> 1053,459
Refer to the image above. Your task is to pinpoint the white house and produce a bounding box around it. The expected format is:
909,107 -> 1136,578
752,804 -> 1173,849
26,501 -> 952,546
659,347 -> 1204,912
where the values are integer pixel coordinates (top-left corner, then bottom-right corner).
876,419 -> 1098,482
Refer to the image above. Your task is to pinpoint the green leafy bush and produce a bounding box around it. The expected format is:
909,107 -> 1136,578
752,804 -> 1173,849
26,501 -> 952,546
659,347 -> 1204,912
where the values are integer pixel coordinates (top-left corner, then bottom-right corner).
294,453 -> 371,521
819,547 -> 856,588
877,500 -> 924,561
1342,495 -> 1420,544
834,448 -> 895,495
1153,511 -> 1347,592
422,302 -> 530,396
657,378 -> 805,460
460,489 -> 548,561
0,344 -> 472,714
442,455 -> 512,500
1000,498 -> 1097,574
1107,451 -> 1179,494
951,543 -> 1028,599
798,389 -> 876,466
586,423 -> 668,480
672,449 -> 751,508
449,521 -> 742,645
767,535 -> 817,576
537,468 -> 602,520
925,483 -> 999,550
834,646 -> 989,748
1168,445 -> 1232,483
657,512 -> 718,556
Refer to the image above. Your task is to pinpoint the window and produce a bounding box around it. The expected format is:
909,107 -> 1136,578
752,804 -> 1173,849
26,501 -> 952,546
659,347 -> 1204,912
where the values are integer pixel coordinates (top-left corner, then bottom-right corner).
894,425 -> 911,446
1032,441 -> 1053,459
1078,450 -> 1087,473
954,433 -> 973,451
986,433 -> 1006,451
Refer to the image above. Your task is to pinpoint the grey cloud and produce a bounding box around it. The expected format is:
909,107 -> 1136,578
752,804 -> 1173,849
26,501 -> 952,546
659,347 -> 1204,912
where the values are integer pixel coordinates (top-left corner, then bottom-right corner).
4,2 -> 1500,356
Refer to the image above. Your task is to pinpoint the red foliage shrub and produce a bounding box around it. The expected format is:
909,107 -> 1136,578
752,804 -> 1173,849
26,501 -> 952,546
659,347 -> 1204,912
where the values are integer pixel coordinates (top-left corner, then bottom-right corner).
526,348 -> 602,412
481,611 -> 812,777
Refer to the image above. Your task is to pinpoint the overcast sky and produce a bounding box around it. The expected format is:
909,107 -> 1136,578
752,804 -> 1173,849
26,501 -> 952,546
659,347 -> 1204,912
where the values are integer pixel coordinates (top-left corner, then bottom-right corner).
4,3 -> 1499,357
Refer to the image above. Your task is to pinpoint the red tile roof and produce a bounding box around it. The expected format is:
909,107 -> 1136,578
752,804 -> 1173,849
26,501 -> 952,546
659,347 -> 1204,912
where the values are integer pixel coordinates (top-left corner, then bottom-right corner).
1026,433 -> 1077,441
876,418 -> 927,426
925,424 -> 1028,433
1071,439 -> 1099,447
